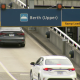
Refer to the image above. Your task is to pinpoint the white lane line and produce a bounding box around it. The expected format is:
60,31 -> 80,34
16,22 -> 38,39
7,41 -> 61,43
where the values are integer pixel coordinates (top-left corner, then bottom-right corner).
0,62 -> 17,80
26,33 -> 52,56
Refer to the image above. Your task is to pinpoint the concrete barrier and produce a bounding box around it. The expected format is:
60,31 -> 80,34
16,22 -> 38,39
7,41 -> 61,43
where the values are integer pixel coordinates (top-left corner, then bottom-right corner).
50,30 -> 64,55
73,50 -> 80,67
35,27 -> 80,67
36,27 -> 50,37
65,42 -> 80,67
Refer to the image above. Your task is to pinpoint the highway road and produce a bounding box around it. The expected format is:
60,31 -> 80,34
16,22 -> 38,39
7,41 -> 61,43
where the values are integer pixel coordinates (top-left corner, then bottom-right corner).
0,32 -> 52,80
0,32 -> 80,80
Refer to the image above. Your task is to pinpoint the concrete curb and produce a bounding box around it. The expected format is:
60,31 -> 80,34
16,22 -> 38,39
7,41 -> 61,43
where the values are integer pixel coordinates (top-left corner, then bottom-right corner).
24,28 -> 80,78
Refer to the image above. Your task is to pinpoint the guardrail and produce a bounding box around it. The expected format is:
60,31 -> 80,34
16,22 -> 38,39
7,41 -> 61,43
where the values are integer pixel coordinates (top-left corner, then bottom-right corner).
14,0 -> 29,9
53,27 -> 80,50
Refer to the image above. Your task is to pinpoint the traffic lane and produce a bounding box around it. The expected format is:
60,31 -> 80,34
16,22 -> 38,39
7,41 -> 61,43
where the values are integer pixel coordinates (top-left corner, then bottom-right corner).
0,32 -> 79,80
11,72 -> 30,80
0,32 -> 52,72
0,32 -> 52,80
0,62 -> 16,80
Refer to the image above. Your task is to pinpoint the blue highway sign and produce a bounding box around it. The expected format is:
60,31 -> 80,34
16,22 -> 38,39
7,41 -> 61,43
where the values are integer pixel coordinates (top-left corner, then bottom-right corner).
1,9 -> 61,26
62,9 -> 80,27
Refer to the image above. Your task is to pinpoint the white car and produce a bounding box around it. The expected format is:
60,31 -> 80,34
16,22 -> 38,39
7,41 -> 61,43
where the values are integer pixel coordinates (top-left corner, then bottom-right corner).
30,55 -> 77,80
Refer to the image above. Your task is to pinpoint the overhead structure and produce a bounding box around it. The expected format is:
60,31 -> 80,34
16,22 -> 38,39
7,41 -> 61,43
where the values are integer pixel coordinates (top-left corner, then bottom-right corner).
1,1 -> 80,27
34,0 -> 80,8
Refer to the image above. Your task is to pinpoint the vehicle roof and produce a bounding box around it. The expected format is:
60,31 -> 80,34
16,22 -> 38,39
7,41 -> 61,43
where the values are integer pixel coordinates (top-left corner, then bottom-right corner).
0,27 -> 22,31
41,55 -> 69,59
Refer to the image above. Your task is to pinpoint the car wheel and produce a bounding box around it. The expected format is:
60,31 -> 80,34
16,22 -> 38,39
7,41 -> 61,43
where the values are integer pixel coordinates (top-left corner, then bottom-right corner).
21,44 -> 25,47
30,71 -> 33,80
38,74 -> 41,80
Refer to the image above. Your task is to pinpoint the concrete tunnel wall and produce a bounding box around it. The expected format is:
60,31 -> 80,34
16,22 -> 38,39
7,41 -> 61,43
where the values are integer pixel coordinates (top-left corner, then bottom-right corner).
50,30 -> 64,55
36,27 -> 64,55
36,27 -> 50,37
65,42 -> 80,67
36,27 -> 80,67
74,50 -> 80,66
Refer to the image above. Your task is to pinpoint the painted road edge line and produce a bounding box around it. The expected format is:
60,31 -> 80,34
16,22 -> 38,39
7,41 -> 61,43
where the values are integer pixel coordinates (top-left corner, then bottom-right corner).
0,62 -> 17,80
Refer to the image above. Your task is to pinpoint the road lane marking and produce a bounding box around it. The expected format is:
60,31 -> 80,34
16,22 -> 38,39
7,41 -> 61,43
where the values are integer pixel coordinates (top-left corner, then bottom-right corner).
0,62 -> 17,80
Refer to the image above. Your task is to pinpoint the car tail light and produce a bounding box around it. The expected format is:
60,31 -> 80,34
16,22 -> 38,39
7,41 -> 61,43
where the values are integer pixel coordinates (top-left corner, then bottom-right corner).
57,64 -> 61,65
43,68 -> 53,71
17,33 -> 24,35
68,68 -> 75,71
0,33 -> 6,35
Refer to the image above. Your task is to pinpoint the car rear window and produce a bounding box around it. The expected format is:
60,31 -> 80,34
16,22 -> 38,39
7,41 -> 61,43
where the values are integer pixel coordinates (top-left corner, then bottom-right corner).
45,59 -> 72,65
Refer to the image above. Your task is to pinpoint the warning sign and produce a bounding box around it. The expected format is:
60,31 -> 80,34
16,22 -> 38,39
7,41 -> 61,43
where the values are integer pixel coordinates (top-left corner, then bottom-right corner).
62,21 -> 80,27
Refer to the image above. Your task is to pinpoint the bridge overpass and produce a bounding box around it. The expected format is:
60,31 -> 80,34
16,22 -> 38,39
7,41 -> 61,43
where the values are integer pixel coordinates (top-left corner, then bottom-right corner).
21,0 -> 80,7
0,0 -> 80,80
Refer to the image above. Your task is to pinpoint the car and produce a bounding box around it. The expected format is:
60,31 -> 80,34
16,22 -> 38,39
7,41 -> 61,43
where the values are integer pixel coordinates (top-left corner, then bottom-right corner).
30,55 -> 77,80
0,27 -> 25,47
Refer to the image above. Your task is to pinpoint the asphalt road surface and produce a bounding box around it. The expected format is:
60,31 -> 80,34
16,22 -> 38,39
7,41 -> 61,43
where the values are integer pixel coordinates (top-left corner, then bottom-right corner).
0,32 -> 80,80
0,32 -> 52,80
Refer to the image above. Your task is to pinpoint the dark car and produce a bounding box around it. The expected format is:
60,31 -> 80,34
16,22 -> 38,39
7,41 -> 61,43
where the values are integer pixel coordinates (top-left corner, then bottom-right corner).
0,27 -> 25,47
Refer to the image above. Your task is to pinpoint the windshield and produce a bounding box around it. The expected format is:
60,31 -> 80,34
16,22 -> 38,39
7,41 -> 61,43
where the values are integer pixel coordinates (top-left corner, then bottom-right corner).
45,59 -> 72,65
